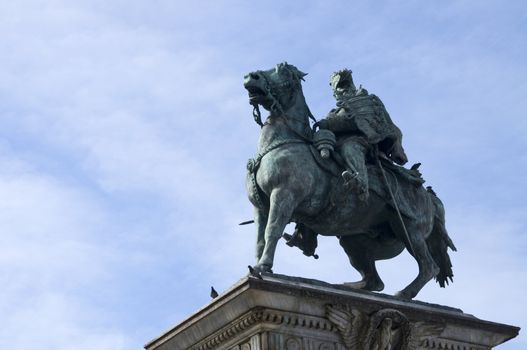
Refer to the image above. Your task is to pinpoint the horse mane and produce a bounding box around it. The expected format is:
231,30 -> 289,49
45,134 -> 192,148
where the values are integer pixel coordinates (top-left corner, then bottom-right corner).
277,62 -> 316,124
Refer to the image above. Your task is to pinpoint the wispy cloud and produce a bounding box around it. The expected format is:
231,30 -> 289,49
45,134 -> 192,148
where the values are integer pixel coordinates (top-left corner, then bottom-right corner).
0,1 -> 525,349
0,147 -> 133,349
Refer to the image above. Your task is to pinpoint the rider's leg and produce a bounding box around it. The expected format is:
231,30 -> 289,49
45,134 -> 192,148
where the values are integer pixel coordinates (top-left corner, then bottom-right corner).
339,140 -> 369,200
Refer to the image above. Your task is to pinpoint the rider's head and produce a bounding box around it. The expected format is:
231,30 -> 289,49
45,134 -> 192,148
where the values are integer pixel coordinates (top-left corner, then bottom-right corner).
330,69 -> 356,102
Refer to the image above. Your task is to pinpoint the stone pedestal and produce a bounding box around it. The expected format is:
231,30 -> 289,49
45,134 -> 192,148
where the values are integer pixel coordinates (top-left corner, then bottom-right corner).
145,274 -> 519,350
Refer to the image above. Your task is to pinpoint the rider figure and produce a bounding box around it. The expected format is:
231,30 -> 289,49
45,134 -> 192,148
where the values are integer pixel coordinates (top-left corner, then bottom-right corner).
316,69 -> 408,200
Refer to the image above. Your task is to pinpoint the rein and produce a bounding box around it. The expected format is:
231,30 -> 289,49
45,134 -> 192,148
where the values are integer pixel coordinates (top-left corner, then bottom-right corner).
251,68 -> 317,131
246,68 -> 320,209
252,104 -> 264,127
251,72 -> 285,127
264,114 -> 314,143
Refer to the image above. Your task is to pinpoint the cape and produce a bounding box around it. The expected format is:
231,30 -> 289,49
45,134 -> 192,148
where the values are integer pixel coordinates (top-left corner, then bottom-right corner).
325,90 -> 408,165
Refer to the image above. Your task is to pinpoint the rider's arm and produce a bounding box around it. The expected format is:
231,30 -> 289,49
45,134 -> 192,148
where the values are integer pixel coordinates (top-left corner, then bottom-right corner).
319,110 -> 358,133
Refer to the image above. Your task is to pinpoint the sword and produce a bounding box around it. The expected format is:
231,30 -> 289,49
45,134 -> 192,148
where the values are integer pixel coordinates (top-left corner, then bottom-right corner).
376,154 -> 416,257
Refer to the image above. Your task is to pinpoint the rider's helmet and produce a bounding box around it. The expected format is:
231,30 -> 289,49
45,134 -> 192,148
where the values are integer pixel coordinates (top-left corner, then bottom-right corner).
330,69 -> 356,102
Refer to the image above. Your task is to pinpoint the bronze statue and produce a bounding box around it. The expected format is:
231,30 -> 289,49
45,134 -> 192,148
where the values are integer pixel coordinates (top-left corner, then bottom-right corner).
243,63 -> 456,300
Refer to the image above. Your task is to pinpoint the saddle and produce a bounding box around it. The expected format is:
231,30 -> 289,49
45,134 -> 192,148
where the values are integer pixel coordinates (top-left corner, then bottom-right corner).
309,144 -> 424,185
309,145 -> 427,219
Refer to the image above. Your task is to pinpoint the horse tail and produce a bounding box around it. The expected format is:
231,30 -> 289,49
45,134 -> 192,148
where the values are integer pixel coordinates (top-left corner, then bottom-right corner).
426,188 -> 457,287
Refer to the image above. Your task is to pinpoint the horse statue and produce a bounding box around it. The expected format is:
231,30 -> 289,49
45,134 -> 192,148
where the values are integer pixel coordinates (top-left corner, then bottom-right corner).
243,62 -> 456,299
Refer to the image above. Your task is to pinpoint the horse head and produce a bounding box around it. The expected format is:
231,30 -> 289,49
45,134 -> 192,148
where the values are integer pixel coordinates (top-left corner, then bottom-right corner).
244,62 -> 308,116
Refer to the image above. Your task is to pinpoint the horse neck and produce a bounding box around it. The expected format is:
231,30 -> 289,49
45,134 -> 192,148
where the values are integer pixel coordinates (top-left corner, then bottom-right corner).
257,90 -> 312,152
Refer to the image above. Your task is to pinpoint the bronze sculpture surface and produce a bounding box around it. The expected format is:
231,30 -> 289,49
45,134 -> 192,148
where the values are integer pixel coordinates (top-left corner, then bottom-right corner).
243,63 -> 456,299
317,69 -> 407,201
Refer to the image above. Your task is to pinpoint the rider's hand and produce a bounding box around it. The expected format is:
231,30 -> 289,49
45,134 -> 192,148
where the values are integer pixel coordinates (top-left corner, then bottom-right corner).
314,119 -> 329,130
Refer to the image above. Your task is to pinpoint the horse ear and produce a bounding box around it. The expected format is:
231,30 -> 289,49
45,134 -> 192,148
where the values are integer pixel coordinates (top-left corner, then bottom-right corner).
292,67 -> 308,81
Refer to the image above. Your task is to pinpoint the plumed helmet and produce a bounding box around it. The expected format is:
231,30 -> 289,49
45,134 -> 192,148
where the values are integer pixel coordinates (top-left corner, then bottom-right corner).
330,69 -> 356,94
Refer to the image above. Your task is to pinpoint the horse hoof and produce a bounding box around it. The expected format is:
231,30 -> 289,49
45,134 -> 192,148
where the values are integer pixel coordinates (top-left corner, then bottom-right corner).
342,281 -> 367,290
248,265 -> 273,279
343,279 -> 384,292
248,265 -> 263,279
394,289 -> 414,300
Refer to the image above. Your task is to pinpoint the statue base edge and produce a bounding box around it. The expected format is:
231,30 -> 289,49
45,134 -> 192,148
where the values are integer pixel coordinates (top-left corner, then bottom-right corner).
145,273 -> 519,350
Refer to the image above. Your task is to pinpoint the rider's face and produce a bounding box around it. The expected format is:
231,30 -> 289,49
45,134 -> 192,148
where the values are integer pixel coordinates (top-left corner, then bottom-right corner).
331,74 -> 355,101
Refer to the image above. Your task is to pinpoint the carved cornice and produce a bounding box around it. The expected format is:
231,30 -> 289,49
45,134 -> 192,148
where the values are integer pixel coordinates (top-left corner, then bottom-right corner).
260,308 -> 335,332
189,304 -> 490,350
191,308 -> 336,350
191,309 -> 263,350
422,338 -> 488,350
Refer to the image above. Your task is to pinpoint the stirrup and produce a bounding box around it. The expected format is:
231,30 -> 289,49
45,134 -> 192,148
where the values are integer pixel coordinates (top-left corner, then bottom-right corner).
342,170 -> 358,184
342,170 -> 369,201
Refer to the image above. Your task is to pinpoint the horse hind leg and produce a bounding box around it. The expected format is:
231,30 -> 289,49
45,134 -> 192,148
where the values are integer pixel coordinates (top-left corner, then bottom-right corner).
339,234 -> 388,292
394,220 -> 439,300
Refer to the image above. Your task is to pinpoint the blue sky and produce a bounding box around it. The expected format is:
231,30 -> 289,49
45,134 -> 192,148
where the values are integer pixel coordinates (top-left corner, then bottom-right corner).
0,1 -> 525,349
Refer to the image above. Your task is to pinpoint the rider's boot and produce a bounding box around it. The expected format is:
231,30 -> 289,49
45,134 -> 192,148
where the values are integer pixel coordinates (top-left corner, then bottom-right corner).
340,142 -> 369,201
283,223 -> 318,258
342,170 -> 369,201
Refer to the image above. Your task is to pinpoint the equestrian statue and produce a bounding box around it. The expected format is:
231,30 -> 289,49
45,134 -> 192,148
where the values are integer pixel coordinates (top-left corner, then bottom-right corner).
243,62 -> 456,300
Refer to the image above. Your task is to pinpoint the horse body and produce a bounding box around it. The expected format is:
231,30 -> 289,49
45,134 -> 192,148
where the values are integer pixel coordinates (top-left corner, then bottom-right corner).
244,63 -> 454,299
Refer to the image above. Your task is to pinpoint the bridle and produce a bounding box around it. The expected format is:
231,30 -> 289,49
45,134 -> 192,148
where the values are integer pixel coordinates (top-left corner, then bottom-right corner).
250,70 -> 285,127
250,69 -> 317,142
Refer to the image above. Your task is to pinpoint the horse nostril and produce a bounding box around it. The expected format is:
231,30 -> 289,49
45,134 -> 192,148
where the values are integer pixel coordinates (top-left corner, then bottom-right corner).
250,73 -> 260,80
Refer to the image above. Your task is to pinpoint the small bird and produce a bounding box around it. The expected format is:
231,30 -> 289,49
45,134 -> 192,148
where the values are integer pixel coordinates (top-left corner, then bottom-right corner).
210,286 -> 219,299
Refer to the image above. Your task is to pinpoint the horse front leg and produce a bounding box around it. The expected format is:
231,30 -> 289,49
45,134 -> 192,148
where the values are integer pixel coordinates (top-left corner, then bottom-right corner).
254,207 -> 269,262
254,189 -> 297,273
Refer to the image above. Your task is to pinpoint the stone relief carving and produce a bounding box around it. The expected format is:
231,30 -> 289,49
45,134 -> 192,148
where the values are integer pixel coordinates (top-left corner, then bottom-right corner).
326,305 -> 444,350
286,337 -> 302,350
191,305 -> 453,350
318,343 -> 334,350
192,307 -> 339,350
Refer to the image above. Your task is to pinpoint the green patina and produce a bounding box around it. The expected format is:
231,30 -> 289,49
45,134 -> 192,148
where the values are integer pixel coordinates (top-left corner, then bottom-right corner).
243,63 -> 456,300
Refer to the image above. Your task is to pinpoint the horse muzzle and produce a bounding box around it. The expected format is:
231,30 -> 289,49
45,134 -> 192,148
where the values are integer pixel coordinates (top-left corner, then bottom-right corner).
244,72 -> 270,104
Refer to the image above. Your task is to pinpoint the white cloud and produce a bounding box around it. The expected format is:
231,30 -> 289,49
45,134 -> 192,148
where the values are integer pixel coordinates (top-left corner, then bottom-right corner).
0,147 -> 134,349
0,293 -> 129,350
0,1 -> 525,349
